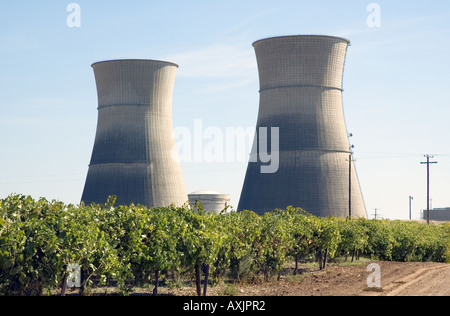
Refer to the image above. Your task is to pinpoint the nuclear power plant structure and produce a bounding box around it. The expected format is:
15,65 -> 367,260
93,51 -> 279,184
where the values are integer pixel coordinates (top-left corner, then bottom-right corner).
81,59 -> 188,208
188,190 -> 231,214
238,35 -> 367,218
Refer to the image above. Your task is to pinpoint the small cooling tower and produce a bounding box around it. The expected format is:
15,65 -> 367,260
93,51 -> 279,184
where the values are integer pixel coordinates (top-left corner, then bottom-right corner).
188,190 -> 231,214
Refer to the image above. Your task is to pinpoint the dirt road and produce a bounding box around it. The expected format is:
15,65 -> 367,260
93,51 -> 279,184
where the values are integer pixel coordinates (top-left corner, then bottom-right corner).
378,262 -> 450,296
161,260 -> 449,297
235,261 -> 450,296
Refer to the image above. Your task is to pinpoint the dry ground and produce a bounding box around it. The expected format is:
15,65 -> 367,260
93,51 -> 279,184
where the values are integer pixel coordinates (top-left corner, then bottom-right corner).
153,260 -> 450,297
66,260 -> 449,297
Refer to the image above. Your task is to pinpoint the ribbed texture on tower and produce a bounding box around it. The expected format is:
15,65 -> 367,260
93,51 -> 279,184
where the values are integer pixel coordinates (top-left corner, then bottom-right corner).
81,59 -> 188,208
238,35 -> 367,218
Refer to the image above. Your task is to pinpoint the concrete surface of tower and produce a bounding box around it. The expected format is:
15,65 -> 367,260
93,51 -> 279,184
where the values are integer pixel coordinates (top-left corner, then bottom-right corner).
81,59 -> 188,208
238,35 -> 367,218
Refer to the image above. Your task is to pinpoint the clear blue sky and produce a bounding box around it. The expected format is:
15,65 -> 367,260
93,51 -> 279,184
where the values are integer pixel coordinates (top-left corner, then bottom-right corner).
1,1 -> 449,219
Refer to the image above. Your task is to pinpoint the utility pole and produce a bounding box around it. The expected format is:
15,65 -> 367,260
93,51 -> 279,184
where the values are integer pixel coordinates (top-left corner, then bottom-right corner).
349,153 -> 352,219
409,196 -> 413,220
347,136 -> 354,219
420,155 -> 437,224
346,149 -> 355,219
371,208 -> 382,220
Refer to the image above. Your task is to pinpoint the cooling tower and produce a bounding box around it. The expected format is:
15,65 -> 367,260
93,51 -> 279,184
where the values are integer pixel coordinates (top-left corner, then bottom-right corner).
81,59 -> 188,208
188,190 -> 231,214
237,35 -> 367,218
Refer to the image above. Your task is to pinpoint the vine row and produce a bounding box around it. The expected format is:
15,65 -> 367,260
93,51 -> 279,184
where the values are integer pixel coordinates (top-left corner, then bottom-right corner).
1,194 -> 449,296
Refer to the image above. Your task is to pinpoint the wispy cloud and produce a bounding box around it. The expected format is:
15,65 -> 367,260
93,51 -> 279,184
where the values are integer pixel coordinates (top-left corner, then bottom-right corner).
223,9 -> 275,34
161,9 -> 277,81
164,42 -> 257,79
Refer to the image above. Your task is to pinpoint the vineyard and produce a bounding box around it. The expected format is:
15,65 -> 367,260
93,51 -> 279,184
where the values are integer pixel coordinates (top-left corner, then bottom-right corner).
0,194 -> 449,296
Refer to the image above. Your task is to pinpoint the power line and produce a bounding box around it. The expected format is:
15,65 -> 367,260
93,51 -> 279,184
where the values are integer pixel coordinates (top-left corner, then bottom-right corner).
0,172 -> 86,180
0,173 -> 86,185
355,152 -> 450,160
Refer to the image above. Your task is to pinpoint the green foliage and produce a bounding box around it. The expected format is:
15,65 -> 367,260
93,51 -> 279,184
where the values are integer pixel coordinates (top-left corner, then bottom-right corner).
389,221 -> 449,262
1,194 -> 449,296
254,210 -> 294,279
215,210 -> 261,281
0,195 -> 123,296
361,219 -> 395,260
312,216 -> 341,269
337,218 -> 369,261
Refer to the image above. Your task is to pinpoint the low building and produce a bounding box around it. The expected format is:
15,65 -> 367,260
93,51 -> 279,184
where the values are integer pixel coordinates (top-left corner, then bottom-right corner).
422,208 -> 450,222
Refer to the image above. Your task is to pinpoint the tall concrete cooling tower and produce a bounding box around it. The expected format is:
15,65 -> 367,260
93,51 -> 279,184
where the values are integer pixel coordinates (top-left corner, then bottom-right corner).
81,59 -> 188,208
238,35 -> 367,218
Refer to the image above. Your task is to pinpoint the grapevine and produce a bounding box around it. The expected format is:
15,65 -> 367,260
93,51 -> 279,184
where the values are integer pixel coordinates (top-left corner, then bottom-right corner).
0,194 -> 449,296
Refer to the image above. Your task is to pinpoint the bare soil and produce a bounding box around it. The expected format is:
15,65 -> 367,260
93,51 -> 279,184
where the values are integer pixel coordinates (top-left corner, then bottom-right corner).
67,260 -> 449,297
153,260 -> 450,297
